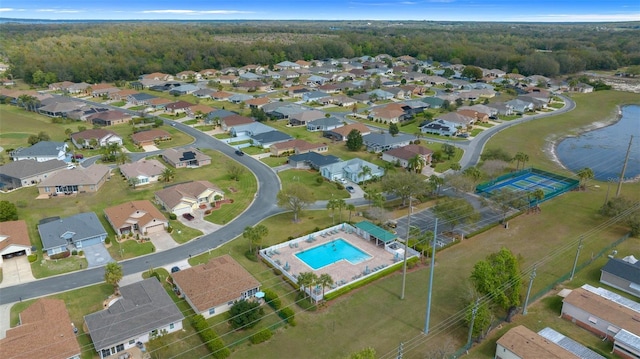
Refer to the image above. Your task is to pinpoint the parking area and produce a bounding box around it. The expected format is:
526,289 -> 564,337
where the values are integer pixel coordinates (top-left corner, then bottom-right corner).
148,231 -> 178,251
0,256 -> 35,288
178,214 -> 221,235
83,244 -> 114,268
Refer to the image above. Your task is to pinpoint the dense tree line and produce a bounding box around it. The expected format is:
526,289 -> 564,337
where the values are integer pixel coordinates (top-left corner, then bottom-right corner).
1,21 -> 638,84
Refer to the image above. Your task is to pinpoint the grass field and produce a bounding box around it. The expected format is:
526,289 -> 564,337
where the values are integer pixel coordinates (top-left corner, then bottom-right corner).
278,169 -> 350,200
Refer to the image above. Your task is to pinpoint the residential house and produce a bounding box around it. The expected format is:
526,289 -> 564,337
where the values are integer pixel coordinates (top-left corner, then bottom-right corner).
436,112 -> 475,127
288,152 -> 341,169
495,325 -> 596,359
109,89 -> 138,101
0,220 -> 32,266
91,83 -> 120,97
199,69 -> 218,78
229,94 -> 253,104
211,91 -> 233,101
48,81 -> 75,92
421,97 -> 444,109
288,110 -> 326,127
320,158 -> 384,183
362,133 -> 414,153
251,130 -> 293,148
38,212 -> 108,255
172,255 -> 261,319
131,129 -> 172,147
561,284 -> 640,358
165,101 -> 194,114
270,139 -> 328,156
205,109 -> 236,125
423,75 -> 448,86
323,123 -> 371,141
186,104 -> 215,118
88,110 -> 132,126
0,298 -> 81,359
37,98 -> 85,117
239,72 -> 262,81
217,75 -> 238,85
0,159 -> 67,190
287,85 -> 311,98
459,104 -> 498,118
457,109 -> 489,123
385,87 -> 407,99
220,114 -> 255,132
307,117 -> 343,132
330,95 -> 357,107
161,147 -> 211,168
85,278 -> 184,359
104,200 -> 168,236
295,60 -> 312,68
155,180 -> 224,216
193,88 -> 215,99
317,83 -> 341,93
382,144 -> 433,170
302,91 -> 331,103
11,141 -> 69,162
368,103 -> 408,123
37,164 -> 111,196
228,121 -> 273,138
169,84 -> 199,96
245,96 -> 270,109
127,93 -> 157,106
505,99 -> 535,114
263,103 -> 308,119
236,81 -> 270,92
70,129 -> 122,149
486,102 -> 514,116
419,119 -> 459,136
518,95 -> 548,110
176,70 -> 200,80
148,97 -> 173,110
367,89 -> 395,101
275,61 -> 300,70
572,83 -> 594,93
119,159 -> 166,186
600,257 -> 640,298
139,72 -> 174,81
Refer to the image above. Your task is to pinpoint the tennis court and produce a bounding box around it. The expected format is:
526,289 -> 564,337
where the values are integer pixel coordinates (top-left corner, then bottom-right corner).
476,168 -> 579,204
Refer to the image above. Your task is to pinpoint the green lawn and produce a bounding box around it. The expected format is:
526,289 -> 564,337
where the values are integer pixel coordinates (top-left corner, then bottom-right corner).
261,156 -> 289,167
169,220 -> 204,244
110,100 -> 126,107
278,169 -> 349,200
182,119 -> 198,125
107,239 -> 155,260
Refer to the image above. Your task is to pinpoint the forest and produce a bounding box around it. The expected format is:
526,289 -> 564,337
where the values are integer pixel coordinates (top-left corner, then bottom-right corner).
1,21 -> 639,84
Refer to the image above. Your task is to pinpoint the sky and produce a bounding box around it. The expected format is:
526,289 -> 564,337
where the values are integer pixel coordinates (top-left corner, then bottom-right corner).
0,0 -> 639,22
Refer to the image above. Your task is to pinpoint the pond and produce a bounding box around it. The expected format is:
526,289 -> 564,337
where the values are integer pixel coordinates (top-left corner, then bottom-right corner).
556,105 -> 640,181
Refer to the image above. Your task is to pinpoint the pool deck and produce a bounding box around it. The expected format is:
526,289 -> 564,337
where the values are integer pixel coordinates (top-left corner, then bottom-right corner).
263,226 -> 402,291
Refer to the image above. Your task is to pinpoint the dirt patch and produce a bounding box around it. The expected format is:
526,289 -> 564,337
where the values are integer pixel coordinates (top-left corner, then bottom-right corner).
209,199 -> 234,211
229,187 -> 238,193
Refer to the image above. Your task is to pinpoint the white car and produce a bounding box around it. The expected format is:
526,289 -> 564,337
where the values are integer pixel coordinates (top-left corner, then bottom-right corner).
66,164 -> 76,169
338,178 -> 348,185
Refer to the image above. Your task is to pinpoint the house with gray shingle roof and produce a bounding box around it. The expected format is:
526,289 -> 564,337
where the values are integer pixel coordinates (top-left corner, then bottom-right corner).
306,117 -> 343,132
251,130 -> 293,148
172,255 -> 260,319
320,158 -> 384,183
11,141 -> 69,162
119,159 -> 166,186
38,212 -> 108,255
288,152 -> 341,169
37,164 -> 111,196
161,147 -> 211,168
362,133 -> 414,153
600,257 -> 640,298
169,84 -> 199,96
85,277 -> 184,359
0,159 -> 67,190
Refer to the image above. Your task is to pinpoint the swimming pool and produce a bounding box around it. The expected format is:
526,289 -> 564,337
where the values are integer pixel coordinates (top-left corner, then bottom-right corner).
295,239 -> 371,270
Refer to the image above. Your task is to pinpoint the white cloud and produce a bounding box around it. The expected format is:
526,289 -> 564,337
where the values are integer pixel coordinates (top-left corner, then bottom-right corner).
140,9 -> 254,15
0,8 -> 16,12
35,9 -> 84,13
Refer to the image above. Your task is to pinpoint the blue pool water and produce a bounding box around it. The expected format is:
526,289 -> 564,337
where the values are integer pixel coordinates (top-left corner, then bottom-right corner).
295,239 -> 371,270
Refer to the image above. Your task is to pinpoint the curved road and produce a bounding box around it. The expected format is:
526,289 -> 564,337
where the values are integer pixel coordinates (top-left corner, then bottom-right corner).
0,95 -> 575,304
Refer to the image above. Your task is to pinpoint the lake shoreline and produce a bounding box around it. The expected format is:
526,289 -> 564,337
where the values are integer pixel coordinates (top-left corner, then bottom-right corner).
548,104 -> 640,183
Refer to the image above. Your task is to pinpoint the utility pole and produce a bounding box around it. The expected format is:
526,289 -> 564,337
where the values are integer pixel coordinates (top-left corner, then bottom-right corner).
616,135 -> 633,197
570,237 -> 584,281
397,342 -> 404,359
466,299 -> 479,350
400,196 -> 412,300
522,266 -> 537,315
424,218 -> 438,334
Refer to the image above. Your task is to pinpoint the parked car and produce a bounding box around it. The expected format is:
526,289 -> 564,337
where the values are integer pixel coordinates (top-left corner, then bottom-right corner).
339,178 -> 348,185
346,186 -> 355,193
182,213 -> 195,221
456,133 -> 469,138
171,266 -> 181,273
235,150 -> 245,156
72,154 -> 84,160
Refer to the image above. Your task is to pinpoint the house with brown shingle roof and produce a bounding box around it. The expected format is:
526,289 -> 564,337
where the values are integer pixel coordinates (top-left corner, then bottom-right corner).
368,103 -> 408,123
324,123 -> 371,141
109,88 -> 138,101
0,220 -> 31,266
87,110 -> 132,126
119,159 -> 166,186
220,114 -> 255,132
436,112 -> 475,127
131,129 -> 172,147
495,326 -> 580,359
245,96 -> 270,109
382,144 -> 433,170
165,101 -> 194,114
91,83 -> 120,97
154,180 -> 224,216
139,72 -> 174,81
148,96 -> 173,110
0,298 -> 81,359
270,139 -> 328,156
457,109 -> 489,124
161,147 -> 211,168
104,200 -> 168,236
172,255 -> 260,318
186,104 -> 215,118
70,129 -> 123,149
37,164 -> 111,196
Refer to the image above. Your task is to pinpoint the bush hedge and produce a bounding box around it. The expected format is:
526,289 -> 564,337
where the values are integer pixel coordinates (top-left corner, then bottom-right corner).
27,254 -> 38,263
250,328 -> 272,344
277,307 -> 296,326
262,289 -> 281,310
169,213 -> 177,220
104,237 -> 111,245
191,315 -> 230,359
49,251 -> 71,260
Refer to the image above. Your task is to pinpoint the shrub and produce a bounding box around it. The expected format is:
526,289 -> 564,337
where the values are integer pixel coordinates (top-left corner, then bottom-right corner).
169,213 -> 177,220
277,307 -> 296,326
78,250 -> 84,256
244,250 -> 258,262
407,256 -> 420,269
205,209 -> 212,215
27,254 -> 38,263
273,268 -> 282,276
167,226 -> 173,233
191,315 -> 230,359
413,139 -> 421,145
250,328 -> 273,344
71,250 -> 78,256
315,176 -> 324,184
335,183 -> 344,190
50,251 -> 71,260
104,237 -> 111,245
229,300 -> 264,329
262,289 -> 281,310
295,292 -> 317,311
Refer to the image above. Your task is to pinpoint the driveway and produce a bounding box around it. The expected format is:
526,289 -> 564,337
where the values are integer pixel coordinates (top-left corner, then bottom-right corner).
83,244 -> 114,268
148,231 -> 178,251
0,256 -> 35,288
178,215 -> 221,235
142,144 -> 160,152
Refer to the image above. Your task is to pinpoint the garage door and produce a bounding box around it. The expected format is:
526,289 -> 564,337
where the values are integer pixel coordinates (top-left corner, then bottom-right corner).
172,206 -> 191,216
2,250 -> 26,259
78,237 -> 103,248
146,223 -> 165,233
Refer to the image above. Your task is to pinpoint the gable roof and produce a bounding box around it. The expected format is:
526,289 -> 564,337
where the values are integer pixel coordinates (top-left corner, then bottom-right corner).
37,212 -> 107,251
70,129 -> 120,142
119,159 -> 166,179
221,114 -> 255,127
84,278 -> 184,351
12,141 -> 67,158
0,298 -> 81,359
38,164 -> 111,188
363,132 -> 414,146
166,101 -> 194,110
328,123 -> 371,137
384,144 -> 433,161
172,255 -> 260,312
437,112 -> 474,125
289,110 -> 326,122
0,159 -> 67,180
354,221 -> 397,243
496,326 -> 578,359
251,130 -> 293,144
0,220 -> 30,252
601,257 -> 640,284
131,129 -> 171,144
155,180 -> 222,210
271,139 -> 324,152
87,110 -> 131,123
308,116 -> 342,127
161,147 -> 211,165
104,200 -> 167,231
537,327 -> 606,359
289,152 -> 341,167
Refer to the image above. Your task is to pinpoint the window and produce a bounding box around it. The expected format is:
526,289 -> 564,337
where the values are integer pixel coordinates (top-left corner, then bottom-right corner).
588,316 -> 598,324
116,344 -> 124,352
129,339 -> 135,345
209,308 -> 215,315
169,323 -> 175,330
228,301 -> 234,306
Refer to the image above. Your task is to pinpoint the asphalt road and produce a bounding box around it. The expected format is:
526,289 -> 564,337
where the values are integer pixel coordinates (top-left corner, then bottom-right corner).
0,94 -> 576,304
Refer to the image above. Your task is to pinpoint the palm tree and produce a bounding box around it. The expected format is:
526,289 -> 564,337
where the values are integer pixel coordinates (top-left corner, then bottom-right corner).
428,175 -> 444,196
318,273 -> 334,299
346,204 -> 356,222
358,165 -> 372,186
297,272 -> 317,300
115,151 -> 130,165
529,188 -> 545,211
576,167 -> 594,190
244,224 -> 269,253
336,198 -> 346,222
450,163 -> 461,172
463,166 -> 482,183
513,152 -> 529,171
407,154 -> 425,174
326,198 -> 339,225
160,168 -> 175,183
